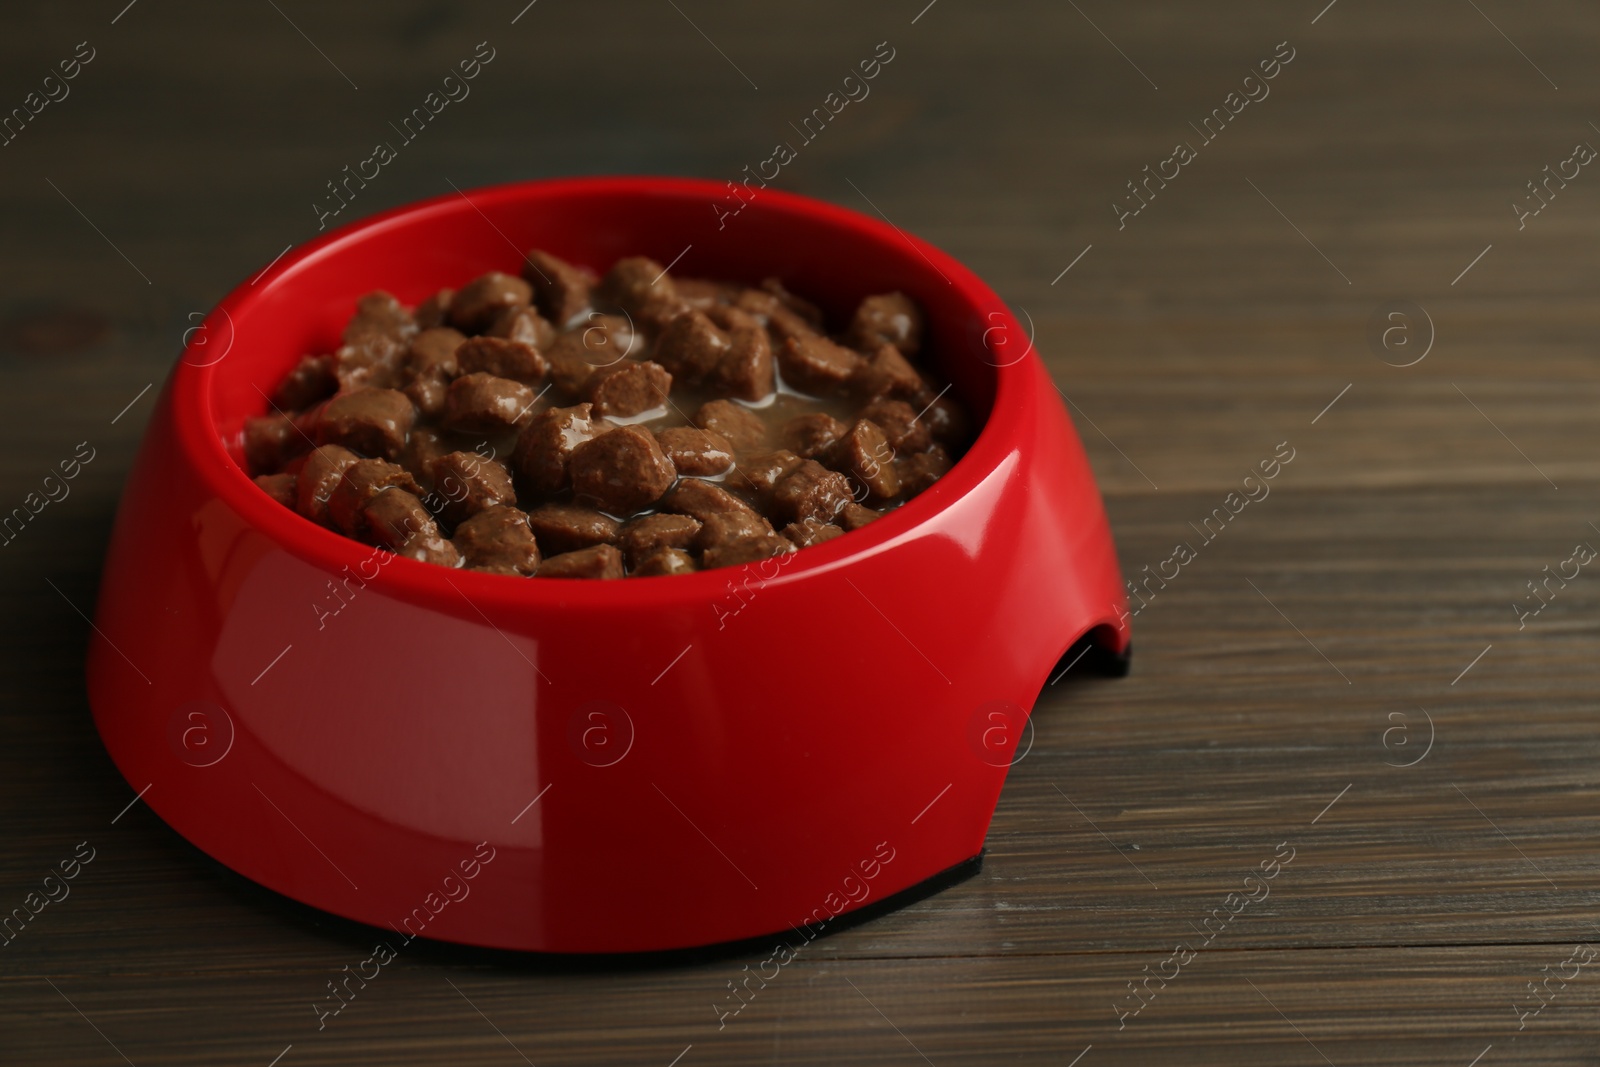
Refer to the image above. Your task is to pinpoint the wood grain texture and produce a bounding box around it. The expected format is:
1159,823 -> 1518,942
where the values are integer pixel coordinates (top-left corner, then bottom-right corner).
4,0 -> 1600,1063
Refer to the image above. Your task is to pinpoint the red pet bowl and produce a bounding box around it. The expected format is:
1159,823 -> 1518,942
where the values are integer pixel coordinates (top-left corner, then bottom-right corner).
89,176 -> 1130,954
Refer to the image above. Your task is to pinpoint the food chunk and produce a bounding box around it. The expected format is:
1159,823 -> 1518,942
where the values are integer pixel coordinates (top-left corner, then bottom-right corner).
253,472 -> 297,508
318,388 -> 415,459
456,335 -> 547,384
442,373 -> 536,435
631,547 -> 697,576
449,271 -> 532,333
513,402 -> 602,494
859,398 -> 932,453
827,419 -> 900,500
274,355 -> 337,411
538,543 -> 624,579
654,310 -> 728,382
453,505 -> 541,576
703,534 -> 793,570
524,502 -> 620,555
586,360 -> 671,417
432,451 -> 517,525
618,512 -> 702,568
662,478 -> 759,524
897,445 -> 953,496
654,427 -> 734,477
838,502 -> 882,531
776,333 -> 863,395
733,450 -> 804,497
522,249 -> 595,326
296,444 -> 361,526
849,344 -> 924,401
782,518 -> 845,548
782,413 -> 848,460
569,425 -> 678,515
363,488 -> 442,550
693,399 -> 767,453
772,460 -> 854,525
847,292 -> 923,355
328,459 -> 424,537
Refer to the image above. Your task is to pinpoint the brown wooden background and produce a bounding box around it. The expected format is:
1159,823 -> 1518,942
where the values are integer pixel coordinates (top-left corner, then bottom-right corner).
4,1 -> 1599,1063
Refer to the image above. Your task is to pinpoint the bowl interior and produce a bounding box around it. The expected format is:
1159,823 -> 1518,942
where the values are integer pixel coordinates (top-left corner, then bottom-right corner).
210,178 -> 1000,455
188,177 -> 1018,597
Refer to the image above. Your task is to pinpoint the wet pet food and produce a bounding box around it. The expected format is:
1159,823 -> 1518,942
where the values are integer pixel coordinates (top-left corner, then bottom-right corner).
244,252 -> 970,578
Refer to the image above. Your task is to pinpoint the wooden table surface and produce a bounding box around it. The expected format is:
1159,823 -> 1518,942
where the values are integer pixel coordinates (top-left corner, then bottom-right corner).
5,1 -> 1600,1063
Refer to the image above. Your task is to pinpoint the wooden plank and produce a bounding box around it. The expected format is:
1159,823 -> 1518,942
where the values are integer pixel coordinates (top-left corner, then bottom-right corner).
4,947 -> 1596,1066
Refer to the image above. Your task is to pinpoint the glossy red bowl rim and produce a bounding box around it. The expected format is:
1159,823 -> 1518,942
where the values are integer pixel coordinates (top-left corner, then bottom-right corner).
174,175 -> 1031,611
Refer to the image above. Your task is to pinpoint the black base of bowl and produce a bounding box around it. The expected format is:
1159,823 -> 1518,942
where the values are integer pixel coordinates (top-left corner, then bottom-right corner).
1051,633 -> 1133,682
170,818 -> 984,970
